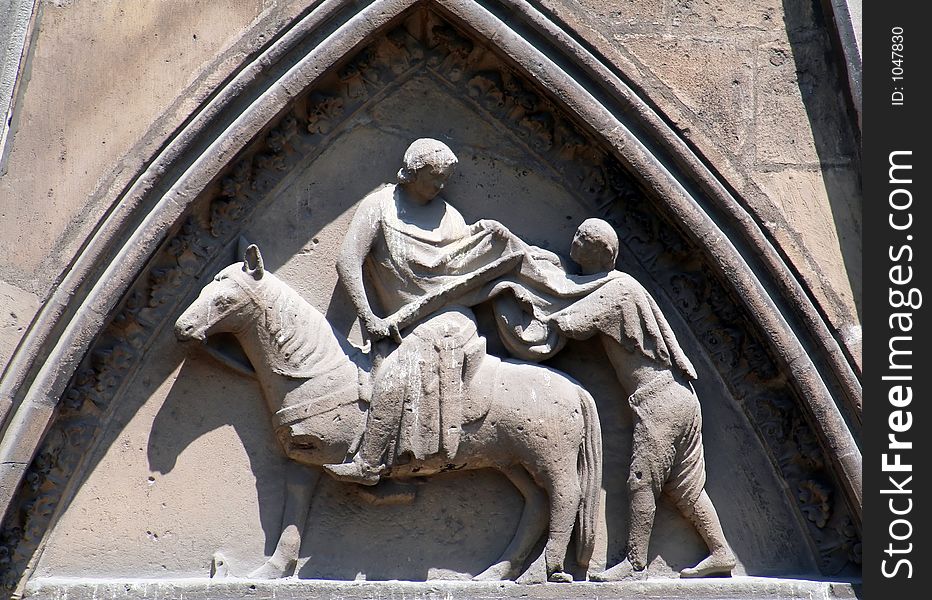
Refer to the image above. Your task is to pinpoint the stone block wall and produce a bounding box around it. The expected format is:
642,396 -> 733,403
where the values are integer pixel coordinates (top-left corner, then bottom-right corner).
539,0 -> 861,360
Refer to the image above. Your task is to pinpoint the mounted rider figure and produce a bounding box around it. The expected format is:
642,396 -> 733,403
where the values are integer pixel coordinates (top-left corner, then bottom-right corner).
323,138 -> 525,484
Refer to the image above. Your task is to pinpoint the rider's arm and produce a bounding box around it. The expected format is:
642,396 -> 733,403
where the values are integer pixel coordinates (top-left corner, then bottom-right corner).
472,218 -> 562,266
336,192 -> 391,340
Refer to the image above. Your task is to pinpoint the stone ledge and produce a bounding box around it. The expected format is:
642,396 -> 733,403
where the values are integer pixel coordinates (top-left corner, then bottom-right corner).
24,577 -> 861,600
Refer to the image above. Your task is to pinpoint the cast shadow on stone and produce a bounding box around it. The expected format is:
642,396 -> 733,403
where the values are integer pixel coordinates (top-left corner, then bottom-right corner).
147,359 -> 287,559
294,470 -> 529,581
782,0 -> 862,321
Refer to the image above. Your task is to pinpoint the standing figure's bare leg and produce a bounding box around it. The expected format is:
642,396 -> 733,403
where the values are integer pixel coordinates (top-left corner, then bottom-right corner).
679,490 -> 736,578
591,476 -> 655,582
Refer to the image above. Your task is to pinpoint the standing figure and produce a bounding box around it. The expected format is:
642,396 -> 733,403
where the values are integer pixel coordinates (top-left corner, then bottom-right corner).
548,218 -> 736,580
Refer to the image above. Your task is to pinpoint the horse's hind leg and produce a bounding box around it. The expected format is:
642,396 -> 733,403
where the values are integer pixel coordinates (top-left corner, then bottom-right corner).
250,463 -> 319,578
474,465 -> 547,581
542,467 -> 582,583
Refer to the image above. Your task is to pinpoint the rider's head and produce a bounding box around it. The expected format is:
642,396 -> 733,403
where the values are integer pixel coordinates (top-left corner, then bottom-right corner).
397,138 -> 458,203
570,218 -> 618,275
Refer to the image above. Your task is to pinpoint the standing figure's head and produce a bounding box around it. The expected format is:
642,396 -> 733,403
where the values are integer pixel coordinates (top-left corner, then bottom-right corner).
397,138 -> 458,203
570,218 -> 619,275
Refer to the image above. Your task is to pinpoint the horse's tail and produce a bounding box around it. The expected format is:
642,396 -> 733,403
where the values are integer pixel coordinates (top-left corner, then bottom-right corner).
575,386 -> 602,569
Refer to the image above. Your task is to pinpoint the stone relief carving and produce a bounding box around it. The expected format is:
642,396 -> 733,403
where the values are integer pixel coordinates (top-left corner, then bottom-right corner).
0,7 -> 858,593
173,139 -> 732,582
174,241 -> 602,583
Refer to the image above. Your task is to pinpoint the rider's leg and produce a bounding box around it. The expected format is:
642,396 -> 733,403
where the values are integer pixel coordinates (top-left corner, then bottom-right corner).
324,344 -> 411,485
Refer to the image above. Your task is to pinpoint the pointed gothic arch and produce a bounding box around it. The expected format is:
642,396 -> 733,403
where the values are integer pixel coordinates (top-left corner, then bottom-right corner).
0,0 -> 861,591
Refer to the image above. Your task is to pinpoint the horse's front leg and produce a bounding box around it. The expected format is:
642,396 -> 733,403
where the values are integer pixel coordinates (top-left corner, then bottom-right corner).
250,462 -> 320,578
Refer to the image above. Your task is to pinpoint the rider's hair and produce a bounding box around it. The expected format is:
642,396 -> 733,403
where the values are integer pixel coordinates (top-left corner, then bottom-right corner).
397,138 -> 458,184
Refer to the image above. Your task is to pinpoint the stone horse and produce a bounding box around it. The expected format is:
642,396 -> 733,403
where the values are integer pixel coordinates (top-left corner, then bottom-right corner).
174,245 -> 602,582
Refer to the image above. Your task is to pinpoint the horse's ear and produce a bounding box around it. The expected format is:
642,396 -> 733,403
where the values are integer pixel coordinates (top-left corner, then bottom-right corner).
237,236 -> 252,263
243,244 -> 265,279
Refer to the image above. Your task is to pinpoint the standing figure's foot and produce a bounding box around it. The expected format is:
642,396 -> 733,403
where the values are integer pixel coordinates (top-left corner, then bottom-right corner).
679,550 -> 736,578
590,558 -> 644,582
323,459 -> 381,485
548,571 -> 573,583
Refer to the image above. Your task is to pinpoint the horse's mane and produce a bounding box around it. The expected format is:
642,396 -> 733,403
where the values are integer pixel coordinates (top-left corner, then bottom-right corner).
248,272 -> 362,380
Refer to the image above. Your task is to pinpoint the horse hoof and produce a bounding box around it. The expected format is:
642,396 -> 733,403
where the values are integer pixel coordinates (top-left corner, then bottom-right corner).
210,552 -> 230,578
515,553 -> 547,584
548,571 -> 573,583
590,559 -> 641,582
474,561 -> 515,581
248,558 -> 294,579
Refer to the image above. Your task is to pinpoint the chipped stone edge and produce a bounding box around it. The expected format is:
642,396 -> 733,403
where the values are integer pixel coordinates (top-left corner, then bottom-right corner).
0,0 -> 38,175
22,576 -> 862,600
825,0 -> 862,128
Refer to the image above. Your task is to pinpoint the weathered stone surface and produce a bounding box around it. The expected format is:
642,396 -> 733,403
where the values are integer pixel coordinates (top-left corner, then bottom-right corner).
754,37 -> 856,166
619,35 -> 754,157
0,279 -> 39,373
752,168 -> 861,325
23,577 -> 861,600
534,0 -> 861,356
0,0 -> 305,295
670,0 -> 784,32
30,98 -> 816,584
564,0 -> 667,33
0,0 -> 861,595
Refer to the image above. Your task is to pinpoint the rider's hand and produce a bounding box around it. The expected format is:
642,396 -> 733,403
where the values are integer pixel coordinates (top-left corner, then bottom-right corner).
530,247 -> 563,267
363,315 -> 393,341
475,219 -> 509,237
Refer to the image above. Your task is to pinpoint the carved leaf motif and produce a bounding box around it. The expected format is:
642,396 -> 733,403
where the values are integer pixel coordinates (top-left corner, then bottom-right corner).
668,272 -> 704,316
210,197 -> 246,238
797,479 -> 832,528
428,24 -> 475,82
221,159 -> 255,199
751,391 -> 793,441
373,29 -> 418,75
519,112 -> 554,151
742,335 -> 778,381
267,115 -> 297,153
339,48 -> 374,99
555,122 -> 588,162
467,71 -> 506,111
306,94 -> 345,135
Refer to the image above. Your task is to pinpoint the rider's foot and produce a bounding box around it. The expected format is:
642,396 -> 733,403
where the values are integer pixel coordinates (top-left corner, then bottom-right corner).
679,550 -> 736,578
323,459 -> 381,486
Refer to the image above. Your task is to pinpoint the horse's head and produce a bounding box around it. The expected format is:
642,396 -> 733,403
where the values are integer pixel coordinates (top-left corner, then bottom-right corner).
175,244 -> 268,342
